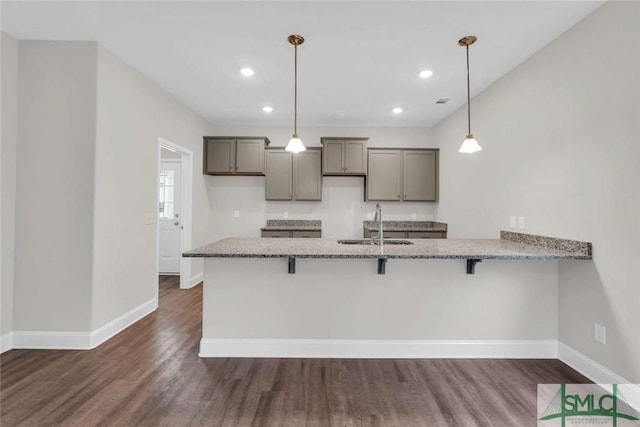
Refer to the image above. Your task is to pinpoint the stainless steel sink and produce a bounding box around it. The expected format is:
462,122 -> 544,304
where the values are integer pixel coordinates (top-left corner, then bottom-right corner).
337,239 -> 414,245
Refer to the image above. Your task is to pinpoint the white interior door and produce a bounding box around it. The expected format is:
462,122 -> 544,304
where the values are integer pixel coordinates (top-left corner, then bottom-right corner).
159,161 -> 181,274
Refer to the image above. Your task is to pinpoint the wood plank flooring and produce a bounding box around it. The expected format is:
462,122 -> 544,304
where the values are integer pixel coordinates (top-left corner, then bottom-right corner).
1,275 -> 590,426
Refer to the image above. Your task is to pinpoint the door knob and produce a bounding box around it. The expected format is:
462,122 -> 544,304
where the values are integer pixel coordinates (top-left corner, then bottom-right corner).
174,222 -> 180,226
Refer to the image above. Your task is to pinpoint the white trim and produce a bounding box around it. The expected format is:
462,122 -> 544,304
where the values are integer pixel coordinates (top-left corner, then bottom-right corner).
558,342 -> 640,411
89,297 -> 157,348
185,272 -> 203,289
157,138 -> 193,290
1,332 -> 14,353
199,339 -> 558,359
11,297 -> 157,350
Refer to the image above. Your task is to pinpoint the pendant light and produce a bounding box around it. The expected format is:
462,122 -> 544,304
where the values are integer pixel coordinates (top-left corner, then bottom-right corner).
458,35 -> 482,154
285,34 -> 306,153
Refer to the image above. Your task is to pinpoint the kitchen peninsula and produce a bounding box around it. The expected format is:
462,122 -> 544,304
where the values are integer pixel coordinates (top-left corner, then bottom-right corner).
184,231 -> 591,358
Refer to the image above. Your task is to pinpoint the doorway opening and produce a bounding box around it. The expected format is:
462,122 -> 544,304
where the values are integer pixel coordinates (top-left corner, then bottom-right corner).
157,138 -> 193,290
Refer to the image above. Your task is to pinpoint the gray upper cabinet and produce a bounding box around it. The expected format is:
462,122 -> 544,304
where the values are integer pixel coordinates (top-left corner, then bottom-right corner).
205,139 -> 235,173
294,150 -> 322,200
367,150 -> 402,201
367,148 -> 439,202
403,150 -> 438,202
203,137 -> 270,175
265,150 -> 293,200
265,148 -> 322,201
321,137 -> 368,175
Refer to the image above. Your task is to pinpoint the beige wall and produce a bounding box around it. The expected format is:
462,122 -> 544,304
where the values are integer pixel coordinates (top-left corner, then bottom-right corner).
91,46 -> 210,329
1,33 -> 19,336
14,41 -> 98,332
7,40 -> 211,336
432,1 -> 639,381
205,126 -> 439,240
203,258 -> 558,341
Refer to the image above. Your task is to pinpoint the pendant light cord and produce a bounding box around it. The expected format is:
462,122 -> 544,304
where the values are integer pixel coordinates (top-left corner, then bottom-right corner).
294,43 -> 298,137
466,44 -> 471,136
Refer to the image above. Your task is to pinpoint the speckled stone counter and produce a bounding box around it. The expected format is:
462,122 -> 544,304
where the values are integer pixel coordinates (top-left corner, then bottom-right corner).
260,219 -> 322,232
184,231 -> 592,260
363,220 -> 448,233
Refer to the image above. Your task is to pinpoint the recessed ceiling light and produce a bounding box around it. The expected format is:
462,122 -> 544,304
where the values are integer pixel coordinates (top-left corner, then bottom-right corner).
262,106 -> 273,113
418,70 -> 433,79
392,107 -> 403,114
240,68 -> 254,77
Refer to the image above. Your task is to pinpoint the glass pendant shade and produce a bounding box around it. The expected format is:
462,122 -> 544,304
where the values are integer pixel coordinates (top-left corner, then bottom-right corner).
285,136 -> 306,153
458,135 -> 482,154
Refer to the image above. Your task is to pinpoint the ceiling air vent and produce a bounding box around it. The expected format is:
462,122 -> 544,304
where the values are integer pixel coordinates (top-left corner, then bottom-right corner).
436,98 -> 450,104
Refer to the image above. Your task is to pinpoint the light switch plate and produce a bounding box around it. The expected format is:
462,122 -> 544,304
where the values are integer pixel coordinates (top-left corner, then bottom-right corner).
509,216 -> 517,228
367,212 -> 374,220
411,212 -> 417,220
518,216 -> 525,229
283,211 -> 289,219
594,323 -> 606,345
233,210 -> 240,218
143,213 -> 156,225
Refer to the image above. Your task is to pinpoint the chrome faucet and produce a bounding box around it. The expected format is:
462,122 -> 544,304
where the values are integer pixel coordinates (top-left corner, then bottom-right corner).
373,203 -> 383,247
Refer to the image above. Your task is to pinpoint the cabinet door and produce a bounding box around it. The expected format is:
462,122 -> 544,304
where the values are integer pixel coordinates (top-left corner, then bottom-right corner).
205,139 -> 235,173
236,139 -> 265,173
367,150 -> 402,201
292,231 -> 321,238
322,141 -> 344,174
265,150 -> 292,200
403,150 -> 438,201
406,231 -> 445,239
294,150 -> 322,201
383,231 -> 406,238
344,140 -> 367,174
262,230 -> 292,238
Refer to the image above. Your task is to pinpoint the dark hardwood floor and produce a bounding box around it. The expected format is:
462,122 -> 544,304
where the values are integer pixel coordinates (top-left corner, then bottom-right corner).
1,275 -> 589,426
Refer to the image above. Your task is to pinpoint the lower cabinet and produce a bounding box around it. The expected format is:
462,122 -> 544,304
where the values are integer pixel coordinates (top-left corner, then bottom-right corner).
261,230 -> 321,238
363,229 -> 447,239
265,148 -> 322,201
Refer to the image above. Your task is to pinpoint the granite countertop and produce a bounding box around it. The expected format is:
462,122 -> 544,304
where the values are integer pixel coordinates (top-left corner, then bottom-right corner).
184,231 -> 591,260
363,221 -> 447,232
260,219 -> 322,231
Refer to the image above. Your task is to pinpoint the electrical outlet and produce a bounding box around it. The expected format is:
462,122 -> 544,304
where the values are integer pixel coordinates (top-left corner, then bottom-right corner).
518,216 -> 525,229
411,212 -> 417,220
283,211 -> 288,219
233,210 -> 240,218
594,323 -> 606,345
509,216 -> 517,228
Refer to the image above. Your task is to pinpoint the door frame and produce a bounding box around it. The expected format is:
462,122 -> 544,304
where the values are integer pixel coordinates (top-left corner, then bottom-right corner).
157,137 -> 193,290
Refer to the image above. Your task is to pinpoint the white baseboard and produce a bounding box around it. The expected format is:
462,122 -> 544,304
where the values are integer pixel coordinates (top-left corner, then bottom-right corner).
185,272 -> 203,289
199,339 -> 559,359
89,297 -> 158,348
11,297 -> 157,351
558,342 -> 640,411
1,332 -> 14,354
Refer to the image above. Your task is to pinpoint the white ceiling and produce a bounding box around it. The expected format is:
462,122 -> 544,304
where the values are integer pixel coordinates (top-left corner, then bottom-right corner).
2,1 -> 604,128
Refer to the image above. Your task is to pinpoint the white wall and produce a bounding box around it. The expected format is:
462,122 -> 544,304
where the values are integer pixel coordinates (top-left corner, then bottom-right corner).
91,45 -> 211,329
432,1 -> 639,381
14,41 -> 98,332
1,33 -> 19,337
205,126 -> 438,239
202,257 -> 558,346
